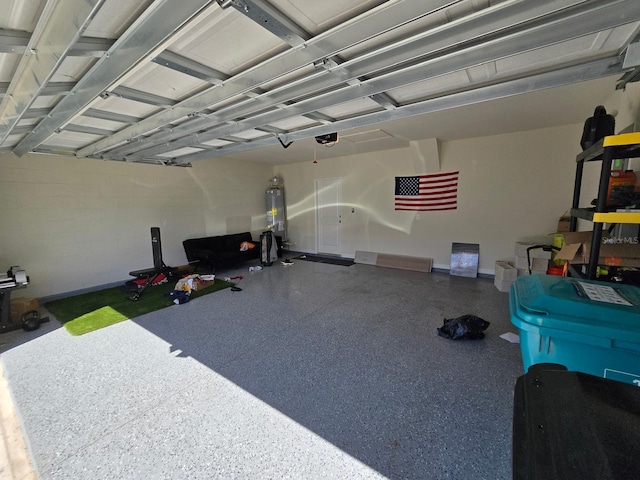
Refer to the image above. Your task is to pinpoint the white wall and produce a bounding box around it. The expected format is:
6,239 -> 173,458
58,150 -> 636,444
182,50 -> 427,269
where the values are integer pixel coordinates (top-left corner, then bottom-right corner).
2,83 -> 638,296
278,81 -> 640,273
0,153 -> 272,298
608,81 -> 640,132
276,124 -> 584,274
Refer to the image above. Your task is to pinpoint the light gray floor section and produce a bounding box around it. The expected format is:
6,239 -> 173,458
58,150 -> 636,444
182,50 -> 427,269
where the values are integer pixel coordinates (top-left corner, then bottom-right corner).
1,260 -> 524,479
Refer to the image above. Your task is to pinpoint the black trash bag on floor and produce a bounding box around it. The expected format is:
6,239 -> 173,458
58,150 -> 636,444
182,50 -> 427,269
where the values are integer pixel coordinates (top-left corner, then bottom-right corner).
437,315 -> 490,340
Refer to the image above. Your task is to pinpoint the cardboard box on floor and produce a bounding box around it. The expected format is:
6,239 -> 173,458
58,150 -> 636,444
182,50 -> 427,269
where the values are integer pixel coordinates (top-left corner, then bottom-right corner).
10,298 -> 40,324
494,261 -> 517,292
193,278 -> 216,291
555,231 -> 640,267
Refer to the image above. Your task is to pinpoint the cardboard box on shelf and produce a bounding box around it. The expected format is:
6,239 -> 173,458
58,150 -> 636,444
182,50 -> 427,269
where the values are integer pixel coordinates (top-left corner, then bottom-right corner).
557,216 -> 571,232
555,231 -> 640,267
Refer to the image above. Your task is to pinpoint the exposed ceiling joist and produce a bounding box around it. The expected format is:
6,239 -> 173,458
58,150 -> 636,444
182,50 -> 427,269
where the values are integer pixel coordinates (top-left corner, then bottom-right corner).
217,0 -> 310,47
303,112 -> 335,125
106,86 -> 177,108
1,82 -> 76,97
83,108 -> 140,124
0,0 -> 106,145
12,0 -> 216,157
21,108 -> 52,119
0,28 -> 31,54
1,0 -> 639,164
151,51 -> 229,84
0,28 -> 115,56
121,0 -> 640,160
63,124 -> 113,137
172,58 -> 622,163
74,0 -> 469,157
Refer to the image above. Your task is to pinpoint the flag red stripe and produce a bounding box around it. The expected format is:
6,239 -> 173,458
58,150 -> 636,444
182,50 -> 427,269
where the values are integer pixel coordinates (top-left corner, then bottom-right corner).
395,205 -> 458,211
415,188 -> 458,196
417,171 -> 459,180
395,195 -> 457,203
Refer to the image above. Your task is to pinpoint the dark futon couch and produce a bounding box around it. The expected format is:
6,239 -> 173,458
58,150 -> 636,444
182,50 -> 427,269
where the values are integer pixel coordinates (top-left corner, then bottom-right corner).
182,232 -> 259,272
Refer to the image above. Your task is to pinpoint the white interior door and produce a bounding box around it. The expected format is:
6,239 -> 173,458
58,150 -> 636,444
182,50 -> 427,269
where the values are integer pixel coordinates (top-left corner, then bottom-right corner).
316,178 -> 342,255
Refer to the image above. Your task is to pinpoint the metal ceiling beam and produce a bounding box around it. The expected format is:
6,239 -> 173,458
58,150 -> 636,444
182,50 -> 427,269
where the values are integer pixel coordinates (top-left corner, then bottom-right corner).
101,0 -> 621,159
107,86 -> 177,108
83,108 -> 140,124
13,0 -> 216,157
217,0 -> 309,47
75,0 -> 468,157
617,67 -> 640,89
6,125 -> 34,136
255,125 -> 287,134
32,146 -> 77,157
101,71 -> 328,157
1,82 -> 75,97
217,135 -> 249,143
152,51 -> 228,84
0,28 -> 31,54
63,124 -> 113,136
172,58 -> 623,162
0,0 -> 106,145
124,1 -> 640,159
303,112 -> 335,125
0,29 -> 115,56
92,0 -> 553,157
69,37 -> 116,57
21,108 -> 52,119
40,82 -> 76,96
370,93 -> 399,110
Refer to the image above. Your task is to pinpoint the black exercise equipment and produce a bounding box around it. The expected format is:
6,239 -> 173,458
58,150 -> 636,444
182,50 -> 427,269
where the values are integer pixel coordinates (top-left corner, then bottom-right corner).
127,227 -> 177,301
0,266 -> 50,333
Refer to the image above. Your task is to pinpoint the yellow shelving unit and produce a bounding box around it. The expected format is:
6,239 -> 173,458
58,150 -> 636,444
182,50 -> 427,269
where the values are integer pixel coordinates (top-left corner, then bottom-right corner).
570,132 -> 640,279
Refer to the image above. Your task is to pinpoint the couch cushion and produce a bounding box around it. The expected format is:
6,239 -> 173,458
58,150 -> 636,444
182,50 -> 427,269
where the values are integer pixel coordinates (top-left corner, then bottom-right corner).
183,232 -> 256,264
183,236 -> 222,262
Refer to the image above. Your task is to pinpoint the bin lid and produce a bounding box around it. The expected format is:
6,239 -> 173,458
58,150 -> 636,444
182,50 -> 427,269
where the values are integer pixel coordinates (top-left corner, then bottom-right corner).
510,275 -> 640,342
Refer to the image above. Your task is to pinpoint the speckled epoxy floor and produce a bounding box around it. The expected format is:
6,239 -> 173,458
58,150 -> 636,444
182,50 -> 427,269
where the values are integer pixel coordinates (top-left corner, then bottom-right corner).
1,260 -> 523,479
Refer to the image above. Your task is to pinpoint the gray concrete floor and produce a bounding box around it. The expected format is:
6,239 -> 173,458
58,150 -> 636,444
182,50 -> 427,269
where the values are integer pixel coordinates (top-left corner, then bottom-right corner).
0,259 -> 524,479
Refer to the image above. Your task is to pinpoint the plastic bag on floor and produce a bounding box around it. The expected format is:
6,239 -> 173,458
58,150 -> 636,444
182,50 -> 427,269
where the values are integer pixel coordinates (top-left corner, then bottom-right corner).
437,315 -> 490,340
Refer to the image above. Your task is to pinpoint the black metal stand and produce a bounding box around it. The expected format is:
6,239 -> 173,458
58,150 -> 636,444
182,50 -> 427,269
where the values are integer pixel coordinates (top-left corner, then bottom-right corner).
0,286 -> 49,334
127,227 -> 176,301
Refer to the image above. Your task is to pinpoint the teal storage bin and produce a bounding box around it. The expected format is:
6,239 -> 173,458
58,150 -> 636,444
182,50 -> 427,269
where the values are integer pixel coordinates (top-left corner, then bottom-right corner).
509,275 -> 640,386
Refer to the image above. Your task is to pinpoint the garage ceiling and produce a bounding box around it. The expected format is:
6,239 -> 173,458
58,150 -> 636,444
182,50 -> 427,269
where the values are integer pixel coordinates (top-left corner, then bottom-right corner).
0,0 -> 639,166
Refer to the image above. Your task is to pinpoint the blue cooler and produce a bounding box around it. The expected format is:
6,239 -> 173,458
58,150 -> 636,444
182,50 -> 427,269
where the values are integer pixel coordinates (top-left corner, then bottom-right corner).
510,275 -> 640,386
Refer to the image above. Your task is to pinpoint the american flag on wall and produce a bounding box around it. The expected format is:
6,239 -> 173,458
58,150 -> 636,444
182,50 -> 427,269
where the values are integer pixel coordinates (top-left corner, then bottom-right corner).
394,171 -> 459,211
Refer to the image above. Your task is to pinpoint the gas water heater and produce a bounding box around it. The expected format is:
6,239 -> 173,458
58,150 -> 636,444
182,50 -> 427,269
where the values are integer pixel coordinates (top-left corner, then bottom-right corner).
266,176 -> 287,241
